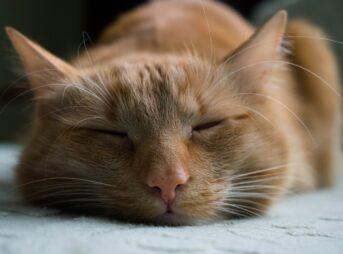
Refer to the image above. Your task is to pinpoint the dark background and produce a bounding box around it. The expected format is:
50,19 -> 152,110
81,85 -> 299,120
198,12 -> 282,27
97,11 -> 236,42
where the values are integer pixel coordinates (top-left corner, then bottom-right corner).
85,0 -> 262,39
0,0 -> 342,142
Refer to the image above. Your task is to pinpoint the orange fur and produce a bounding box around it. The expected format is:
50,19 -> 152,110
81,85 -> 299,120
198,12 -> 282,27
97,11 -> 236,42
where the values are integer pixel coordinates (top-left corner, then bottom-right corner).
6,0 -> 341,225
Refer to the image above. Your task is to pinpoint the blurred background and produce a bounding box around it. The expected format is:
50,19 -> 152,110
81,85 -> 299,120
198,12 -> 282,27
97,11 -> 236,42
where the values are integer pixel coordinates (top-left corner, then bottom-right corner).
0,0 -> 342,142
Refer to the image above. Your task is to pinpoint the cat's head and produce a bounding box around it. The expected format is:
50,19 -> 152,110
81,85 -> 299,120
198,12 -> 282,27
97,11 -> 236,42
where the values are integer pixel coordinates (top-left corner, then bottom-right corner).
7,11 -> 289,225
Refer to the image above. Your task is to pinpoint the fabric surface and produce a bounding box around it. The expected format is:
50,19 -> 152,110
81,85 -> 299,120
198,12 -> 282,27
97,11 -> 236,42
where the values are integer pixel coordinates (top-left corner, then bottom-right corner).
0,144 -> 342,254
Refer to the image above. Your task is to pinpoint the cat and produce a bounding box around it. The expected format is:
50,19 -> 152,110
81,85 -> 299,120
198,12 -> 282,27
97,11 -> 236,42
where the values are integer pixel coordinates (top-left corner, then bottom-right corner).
6,0 -> 341,225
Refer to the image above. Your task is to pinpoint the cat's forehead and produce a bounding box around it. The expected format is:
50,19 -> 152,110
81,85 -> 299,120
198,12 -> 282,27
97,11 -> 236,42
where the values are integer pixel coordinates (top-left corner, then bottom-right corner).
103,59 -> 200,128
76,56 -> 233,132
113,59 -> 186,89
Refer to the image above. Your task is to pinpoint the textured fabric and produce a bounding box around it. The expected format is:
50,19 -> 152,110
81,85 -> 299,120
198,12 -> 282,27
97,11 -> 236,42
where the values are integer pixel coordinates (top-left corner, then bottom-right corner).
0,144 -> 342,254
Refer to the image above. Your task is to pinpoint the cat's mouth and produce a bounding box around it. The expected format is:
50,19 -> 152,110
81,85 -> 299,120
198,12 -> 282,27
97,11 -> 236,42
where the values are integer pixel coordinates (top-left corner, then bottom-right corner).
150,205 -> 196,225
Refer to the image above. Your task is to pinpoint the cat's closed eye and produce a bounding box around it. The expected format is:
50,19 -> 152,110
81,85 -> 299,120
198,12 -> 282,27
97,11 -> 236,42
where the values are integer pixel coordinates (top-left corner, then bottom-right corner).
87,128 -> 128,138
192,120 -> 223,132
192,114 -> 249,133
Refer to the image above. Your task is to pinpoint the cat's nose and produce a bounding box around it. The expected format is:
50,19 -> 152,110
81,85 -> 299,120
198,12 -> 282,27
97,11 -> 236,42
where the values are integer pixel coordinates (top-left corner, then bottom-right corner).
147,170 -> 189,207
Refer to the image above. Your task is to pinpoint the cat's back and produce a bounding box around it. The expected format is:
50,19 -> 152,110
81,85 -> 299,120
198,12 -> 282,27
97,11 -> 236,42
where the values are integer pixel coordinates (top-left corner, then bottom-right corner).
89,0 -> 254,62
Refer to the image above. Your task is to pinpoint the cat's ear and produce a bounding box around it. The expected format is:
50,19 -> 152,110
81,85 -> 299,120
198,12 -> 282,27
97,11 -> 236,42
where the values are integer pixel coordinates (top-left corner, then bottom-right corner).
5,27 -> 76,96
225,11 -> 288,94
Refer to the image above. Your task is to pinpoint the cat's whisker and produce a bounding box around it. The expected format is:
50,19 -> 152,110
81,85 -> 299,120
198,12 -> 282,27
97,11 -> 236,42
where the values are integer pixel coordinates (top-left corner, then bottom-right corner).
230,185 -> 291,193
281,60 -> 340,98
0,81 -> 67,115
229,188 -> 285,195
231,103 -> 277,129
17,182 -> 95,190
213,56 -> 340,148
68,82 -> 107,105
224,201 -> 267,213
285,35 -> 343,46
36,198 -> 106,207
215,206 -> 246,217
229,163 -> 294,180
14,176 -> 116,190
215,39 -> 290,76
230,169 -> 292,179
231,178 -> 293,190
81,76 -> 113,110
231,177 -> 291,187
220,203 -> 263,217
237,92 -> 318,147
20,186 -> 99,201
78,32 -> 114,108
225,192 -> 277,200
215,34 -> 343,80
222,58 -> 340,100
230,171 -> 290,181
35,105 -> 101,123
221,197 -> 269,208
0,67 -> 62,100
18,181 -> 97,189
24,191 -> 99,201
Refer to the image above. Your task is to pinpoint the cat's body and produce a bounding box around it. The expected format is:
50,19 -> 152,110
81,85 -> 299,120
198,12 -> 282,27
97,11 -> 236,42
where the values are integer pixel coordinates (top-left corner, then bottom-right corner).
7,0 -> 341,224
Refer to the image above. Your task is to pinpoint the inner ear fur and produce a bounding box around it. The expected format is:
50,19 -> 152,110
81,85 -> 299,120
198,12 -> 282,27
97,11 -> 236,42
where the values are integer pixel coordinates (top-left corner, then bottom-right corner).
223,11 -> 288,94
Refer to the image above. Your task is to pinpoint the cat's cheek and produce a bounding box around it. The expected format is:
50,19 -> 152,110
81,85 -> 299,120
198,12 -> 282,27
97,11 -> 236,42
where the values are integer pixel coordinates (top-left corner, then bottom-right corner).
99,137 -> 135,157
116,137 -> 134,151
189,133 -> 211,150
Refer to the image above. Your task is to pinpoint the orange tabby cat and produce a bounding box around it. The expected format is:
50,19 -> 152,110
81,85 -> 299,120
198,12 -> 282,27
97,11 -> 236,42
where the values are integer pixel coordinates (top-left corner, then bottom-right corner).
6,0 -> 341,225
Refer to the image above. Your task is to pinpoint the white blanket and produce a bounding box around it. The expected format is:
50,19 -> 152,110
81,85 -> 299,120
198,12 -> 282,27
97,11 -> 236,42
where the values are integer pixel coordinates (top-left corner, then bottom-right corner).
0,145 -> 342,254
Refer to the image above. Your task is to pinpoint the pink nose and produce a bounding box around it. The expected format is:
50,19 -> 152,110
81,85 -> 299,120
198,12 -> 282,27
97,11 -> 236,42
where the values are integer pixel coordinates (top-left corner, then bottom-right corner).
147,171 -> 189,207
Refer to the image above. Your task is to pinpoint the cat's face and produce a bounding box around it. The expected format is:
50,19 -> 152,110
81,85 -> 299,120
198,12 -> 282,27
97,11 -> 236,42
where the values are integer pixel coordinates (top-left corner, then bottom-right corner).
8,11 -> 289,225
18,56 -> 286,224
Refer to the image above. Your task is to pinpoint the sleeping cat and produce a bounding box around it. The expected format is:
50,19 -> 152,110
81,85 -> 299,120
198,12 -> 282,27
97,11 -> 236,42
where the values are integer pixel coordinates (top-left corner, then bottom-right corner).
6,0 -> 341,225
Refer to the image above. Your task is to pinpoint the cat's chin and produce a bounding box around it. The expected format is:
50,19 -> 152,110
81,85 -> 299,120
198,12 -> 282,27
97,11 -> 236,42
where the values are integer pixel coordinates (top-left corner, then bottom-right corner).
151,211 -> 199,226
